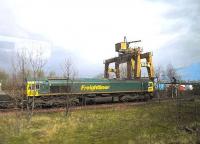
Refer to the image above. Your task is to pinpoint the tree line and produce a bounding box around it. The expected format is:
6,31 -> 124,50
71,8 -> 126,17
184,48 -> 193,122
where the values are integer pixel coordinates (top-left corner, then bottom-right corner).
0,48 -> 76,117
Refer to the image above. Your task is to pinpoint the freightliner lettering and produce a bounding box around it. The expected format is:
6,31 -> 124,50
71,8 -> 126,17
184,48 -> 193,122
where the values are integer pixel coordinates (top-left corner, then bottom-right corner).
80,85 -> 110,91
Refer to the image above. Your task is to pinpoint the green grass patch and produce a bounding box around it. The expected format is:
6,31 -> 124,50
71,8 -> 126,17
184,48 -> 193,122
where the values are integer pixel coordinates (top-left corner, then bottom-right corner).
0,102 -> 197,144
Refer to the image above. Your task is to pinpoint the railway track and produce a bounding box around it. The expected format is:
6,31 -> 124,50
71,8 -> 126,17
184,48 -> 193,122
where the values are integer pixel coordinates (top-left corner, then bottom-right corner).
0,95 -> 199,114
0,101 -> 150,115
0,97 -> 174,114
0,100 -> 144,112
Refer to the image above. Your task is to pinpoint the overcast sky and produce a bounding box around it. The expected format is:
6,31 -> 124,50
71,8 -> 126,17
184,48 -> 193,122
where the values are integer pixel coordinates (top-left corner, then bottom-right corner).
0,0 -> 199,77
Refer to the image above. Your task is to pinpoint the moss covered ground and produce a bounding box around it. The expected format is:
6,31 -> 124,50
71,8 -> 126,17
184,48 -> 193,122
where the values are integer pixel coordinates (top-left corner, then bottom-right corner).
0,102 -> 197,144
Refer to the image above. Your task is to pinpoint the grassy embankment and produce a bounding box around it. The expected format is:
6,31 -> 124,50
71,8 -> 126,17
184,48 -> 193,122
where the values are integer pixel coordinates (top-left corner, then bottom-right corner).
0,101 -> 197,144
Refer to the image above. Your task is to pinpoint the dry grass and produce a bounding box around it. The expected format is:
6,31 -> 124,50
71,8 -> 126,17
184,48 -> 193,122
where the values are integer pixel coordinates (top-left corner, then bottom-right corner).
0,102 -> 197,144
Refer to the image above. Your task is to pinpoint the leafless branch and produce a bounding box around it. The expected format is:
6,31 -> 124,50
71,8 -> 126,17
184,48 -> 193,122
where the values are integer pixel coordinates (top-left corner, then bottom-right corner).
62,57 -> 76,116
27,47 -> 47,117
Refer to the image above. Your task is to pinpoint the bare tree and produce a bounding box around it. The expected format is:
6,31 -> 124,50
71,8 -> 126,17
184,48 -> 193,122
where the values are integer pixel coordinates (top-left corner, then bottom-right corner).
1,49 -> 30,132
17,49 -> 29,110
37,69 -> 45,78
166,64 -> 177,82
0,68 -> 9,90
48,70 -> 57,78
28,47 -> 47,116
29,48 -> 47,79
5,65 -> 18,108
155,65 -> 164,82
5,49 -> 29,110
62,58 -> 76,116
166,64 -> 182,98
154,65 -> 165,100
